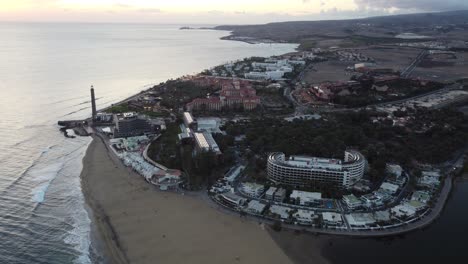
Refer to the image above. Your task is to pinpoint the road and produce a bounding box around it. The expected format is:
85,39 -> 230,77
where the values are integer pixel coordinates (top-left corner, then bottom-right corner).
401,50 -> 428,78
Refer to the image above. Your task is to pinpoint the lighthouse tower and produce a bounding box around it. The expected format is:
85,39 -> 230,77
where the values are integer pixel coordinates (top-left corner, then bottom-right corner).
91,85 -> 97,121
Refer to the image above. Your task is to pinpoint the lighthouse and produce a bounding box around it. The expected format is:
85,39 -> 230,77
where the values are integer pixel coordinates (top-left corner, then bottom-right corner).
91,85 -> 97,121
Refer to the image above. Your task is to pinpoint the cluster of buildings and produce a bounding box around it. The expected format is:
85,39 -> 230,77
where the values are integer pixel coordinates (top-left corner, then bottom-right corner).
186,79 -> 260,112
96,111 -> 166,139
307,81 -> 362,102
342,164 -> 406,210
335,50 -> 374,62
111,137 -> 182,191
267,150 -> 367,189
418,170 -> 442,188
179,112 -> 222,156
210,156 -> 444,231
204,54 -> 307,80
244,58 -> 305,80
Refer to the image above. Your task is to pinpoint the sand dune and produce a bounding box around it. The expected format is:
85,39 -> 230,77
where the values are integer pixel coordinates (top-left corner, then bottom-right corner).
81,136 -> 294,264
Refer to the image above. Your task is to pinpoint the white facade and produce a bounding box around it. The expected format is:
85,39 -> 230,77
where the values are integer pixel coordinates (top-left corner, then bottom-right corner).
240,182 -> 265,198
267,150 -> 367,189
290,190 -> 322,206
345,213 -> 376,227
293,210 -> 317,225
342,194 -> 362,209
245,200 -> 267,214
269,205 -> 292,220
380,182 -> 399,194
194,132 -> 221,154
322,212 -> 343,226
265,187 -> 277,200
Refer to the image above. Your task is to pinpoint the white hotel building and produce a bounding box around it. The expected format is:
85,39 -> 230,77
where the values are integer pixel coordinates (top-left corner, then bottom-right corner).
267,150 -> 367,189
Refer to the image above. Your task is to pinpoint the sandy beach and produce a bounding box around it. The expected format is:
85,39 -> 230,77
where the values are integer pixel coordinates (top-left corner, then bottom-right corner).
80,135 -> 297,264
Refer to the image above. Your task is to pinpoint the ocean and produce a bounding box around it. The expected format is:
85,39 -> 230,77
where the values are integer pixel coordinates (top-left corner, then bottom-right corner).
0,22 -> 297,264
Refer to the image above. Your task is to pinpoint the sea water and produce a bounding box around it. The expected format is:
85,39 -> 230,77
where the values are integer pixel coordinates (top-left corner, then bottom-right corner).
0,22 -> 297,263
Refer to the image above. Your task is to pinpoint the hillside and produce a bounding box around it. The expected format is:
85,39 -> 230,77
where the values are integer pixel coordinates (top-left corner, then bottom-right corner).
214,10 -> 468,49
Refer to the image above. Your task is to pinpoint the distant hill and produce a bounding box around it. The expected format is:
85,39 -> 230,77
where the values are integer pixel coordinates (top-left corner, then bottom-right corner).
214,10 -> 468,47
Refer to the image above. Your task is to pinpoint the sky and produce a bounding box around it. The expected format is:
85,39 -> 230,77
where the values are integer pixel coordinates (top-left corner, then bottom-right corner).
1,0 -> 468,24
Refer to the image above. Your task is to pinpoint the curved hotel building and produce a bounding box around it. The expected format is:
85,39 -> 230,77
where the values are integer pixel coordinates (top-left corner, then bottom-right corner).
267,150 -> 367,189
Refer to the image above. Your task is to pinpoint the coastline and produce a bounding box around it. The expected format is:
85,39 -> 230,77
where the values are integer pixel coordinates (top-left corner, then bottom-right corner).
80,135 -> 306,264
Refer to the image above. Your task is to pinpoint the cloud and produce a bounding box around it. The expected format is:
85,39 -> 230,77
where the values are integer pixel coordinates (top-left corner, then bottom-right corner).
354,0 -> 468,12
137,8 -> 162,13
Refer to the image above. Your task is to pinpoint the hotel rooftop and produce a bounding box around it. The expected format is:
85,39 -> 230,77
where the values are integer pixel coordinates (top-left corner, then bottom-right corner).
283,155 -> 343,170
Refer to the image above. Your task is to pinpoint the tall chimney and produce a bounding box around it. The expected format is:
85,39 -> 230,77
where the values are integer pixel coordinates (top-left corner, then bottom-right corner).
91,85 -> 97,121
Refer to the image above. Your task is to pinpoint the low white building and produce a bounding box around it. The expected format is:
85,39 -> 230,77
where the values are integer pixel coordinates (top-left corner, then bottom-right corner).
269,205 -> 292,220
391,204 -> 416,218
290,190 -> 322,206
219,193 -> 246,208
374,210 -> 391,223
418,176 -> 441,188
240,182 -> 265,198
197,118 -> 219,133
322,212 -> 343,226
245,200 -> 267,215
380,182 -> 399,195
265,187 -> 277,200
224,165 -> 245,184
342,194 -> 362,210
274,188 -> 287,202
294,210 -> 317,225
362,193 -> 384,208
411,191 -> 431,204
345,213 -> 376,227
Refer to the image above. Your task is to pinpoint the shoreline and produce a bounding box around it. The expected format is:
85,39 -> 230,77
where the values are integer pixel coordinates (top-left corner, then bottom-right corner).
80,135 -> 129,264
80,135 -> 310,264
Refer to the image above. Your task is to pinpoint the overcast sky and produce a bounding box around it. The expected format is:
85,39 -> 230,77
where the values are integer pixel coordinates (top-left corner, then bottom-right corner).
1,0 -> 468,24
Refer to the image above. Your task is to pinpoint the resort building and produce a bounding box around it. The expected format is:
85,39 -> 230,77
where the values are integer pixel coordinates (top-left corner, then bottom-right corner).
183,112 -> 198,131
322,212 -> 343,226
218,193 -> 246,209
342,194 -> 362,210
265,187 -> 277,200
239,182 -> 265,198
361,193 -> 385,208
293,210 -> 318,225
269,205 -> 292,220
273,188 -> 287,202
194,132 -> 222,155
345,213 -> 376,228
186,79 -> 260,111
197,118 -> 219,133
411,191 -> 431,204
379,182 -> 399,195
244,200 -> 267,215
290,190 -> 322,206
267,150 -> 367,189
391,204 -> 417,218
113,112 -> 154,138
224,165 -> 245,184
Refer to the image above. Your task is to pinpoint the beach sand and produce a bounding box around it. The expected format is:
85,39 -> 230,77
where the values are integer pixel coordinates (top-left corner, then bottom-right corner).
80,136 -> 295,264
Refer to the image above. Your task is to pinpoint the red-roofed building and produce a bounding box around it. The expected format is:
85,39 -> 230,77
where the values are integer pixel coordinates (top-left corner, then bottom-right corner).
187,79 -> 260,111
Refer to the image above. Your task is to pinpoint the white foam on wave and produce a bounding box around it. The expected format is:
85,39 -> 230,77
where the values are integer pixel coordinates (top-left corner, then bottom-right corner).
62,138 -> 94,264
28,136 -> 95,264
30,161 -> 65,203
64,200 -> 92,264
